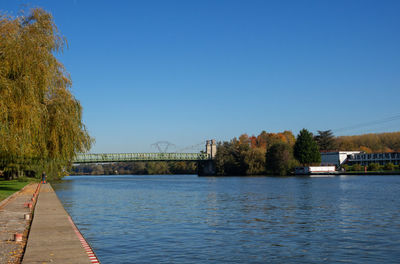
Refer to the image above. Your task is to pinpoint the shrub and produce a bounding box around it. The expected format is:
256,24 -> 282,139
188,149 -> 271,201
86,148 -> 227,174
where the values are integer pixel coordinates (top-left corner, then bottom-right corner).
368,163 -> 381,171
383,163 -> 395,171
352,164 -> 363,171
17,177 -> 29,182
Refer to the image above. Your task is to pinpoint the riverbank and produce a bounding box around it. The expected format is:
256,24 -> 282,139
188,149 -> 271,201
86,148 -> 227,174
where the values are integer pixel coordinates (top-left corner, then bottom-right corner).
22,184 -> 99,263
338,171 -> 400,175
293,170 -> 400,176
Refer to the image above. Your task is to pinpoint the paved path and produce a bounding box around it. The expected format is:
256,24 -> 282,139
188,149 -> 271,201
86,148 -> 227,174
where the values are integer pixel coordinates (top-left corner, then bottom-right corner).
0,183 -> 37,264
22,184 -> 92,264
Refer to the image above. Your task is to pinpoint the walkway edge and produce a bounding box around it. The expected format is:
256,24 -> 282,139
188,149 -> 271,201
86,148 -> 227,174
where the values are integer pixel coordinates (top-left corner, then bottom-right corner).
68,215 -> 100,264
0,182 -> 35,209
22,184 -> 99,263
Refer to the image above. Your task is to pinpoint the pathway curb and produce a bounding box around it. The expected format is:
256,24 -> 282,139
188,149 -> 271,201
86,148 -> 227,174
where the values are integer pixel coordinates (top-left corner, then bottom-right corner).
22,184 -> 100,263
0,182 -> 35,209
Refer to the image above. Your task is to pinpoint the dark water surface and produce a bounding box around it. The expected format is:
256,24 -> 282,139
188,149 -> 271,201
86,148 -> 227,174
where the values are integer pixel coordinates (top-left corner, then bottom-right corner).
53,175 -> 400,263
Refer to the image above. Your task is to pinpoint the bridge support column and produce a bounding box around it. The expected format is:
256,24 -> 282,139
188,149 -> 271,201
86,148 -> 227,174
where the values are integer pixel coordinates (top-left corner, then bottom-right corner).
198,160 -> 216,176
198,139 -> 217,176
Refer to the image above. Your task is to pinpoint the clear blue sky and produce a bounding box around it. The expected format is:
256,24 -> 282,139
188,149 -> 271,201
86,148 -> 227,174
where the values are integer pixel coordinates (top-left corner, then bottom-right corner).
3,0 -> 400,153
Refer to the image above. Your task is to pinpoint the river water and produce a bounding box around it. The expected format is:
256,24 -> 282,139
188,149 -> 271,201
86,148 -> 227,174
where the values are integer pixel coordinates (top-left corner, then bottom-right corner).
52,175 -> 400,263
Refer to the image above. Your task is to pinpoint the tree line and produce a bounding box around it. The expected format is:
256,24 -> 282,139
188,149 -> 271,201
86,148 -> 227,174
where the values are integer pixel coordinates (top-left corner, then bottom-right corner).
0,9 -> 93,180
72,130 -> 400,177
215,130 -> 400,176
335,132 -> 400,153
72,161 -> 197,175
215,129 -> 321,176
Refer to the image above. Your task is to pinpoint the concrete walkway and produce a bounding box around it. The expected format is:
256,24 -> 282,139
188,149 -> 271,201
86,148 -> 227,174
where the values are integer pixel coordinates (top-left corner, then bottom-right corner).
22,184 -> 92,264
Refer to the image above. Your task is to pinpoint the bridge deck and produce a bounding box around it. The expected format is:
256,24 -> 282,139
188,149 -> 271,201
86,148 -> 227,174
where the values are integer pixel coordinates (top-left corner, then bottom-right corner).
74,152 -> 211,164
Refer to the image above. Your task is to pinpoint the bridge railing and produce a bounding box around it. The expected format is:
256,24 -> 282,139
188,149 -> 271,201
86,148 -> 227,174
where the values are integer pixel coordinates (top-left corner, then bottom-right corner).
74,152 -> 211,164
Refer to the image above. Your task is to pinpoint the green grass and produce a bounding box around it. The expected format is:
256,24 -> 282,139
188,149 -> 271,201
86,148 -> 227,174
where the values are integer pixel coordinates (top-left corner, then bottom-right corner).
0,179 -> 33,202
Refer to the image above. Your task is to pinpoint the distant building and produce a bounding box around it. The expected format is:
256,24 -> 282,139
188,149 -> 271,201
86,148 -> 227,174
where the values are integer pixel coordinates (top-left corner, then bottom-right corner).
321,151 -> 362,167
347,152 -> 400,166
295,166 -> 336,175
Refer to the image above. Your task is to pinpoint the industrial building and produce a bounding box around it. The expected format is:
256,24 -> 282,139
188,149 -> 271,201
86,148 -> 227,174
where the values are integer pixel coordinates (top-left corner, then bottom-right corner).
347,152 -> 400,166
320,151 -> 361,167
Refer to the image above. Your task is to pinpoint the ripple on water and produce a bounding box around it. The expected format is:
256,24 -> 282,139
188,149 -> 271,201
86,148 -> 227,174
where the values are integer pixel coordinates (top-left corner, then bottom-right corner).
53,175 -> 400,264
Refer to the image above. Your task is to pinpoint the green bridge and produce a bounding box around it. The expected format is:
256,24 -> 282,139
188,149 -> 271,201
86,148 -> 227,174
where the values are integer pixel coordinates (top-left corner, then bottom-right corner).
73,152 -> 211,163
73,140 -> 218,175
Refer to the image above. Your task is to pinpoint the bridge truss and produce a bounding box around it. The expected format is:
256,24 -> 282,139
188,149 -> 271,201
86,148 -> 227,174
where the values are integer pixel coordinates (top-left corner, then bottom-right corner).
74,152 -> 211,164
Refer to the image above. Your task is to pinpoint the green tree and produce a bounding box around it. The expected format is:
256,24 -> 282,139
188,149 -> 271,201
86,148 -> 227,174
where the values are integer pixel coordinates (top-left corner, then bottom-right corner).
169,161 -> 197,174
215,139 -> 248,176
147,162 -> 170,174
315,130 -> 335,151
0,8 -> 93,180
294,129 -> 321,165
265,142 -> 297,176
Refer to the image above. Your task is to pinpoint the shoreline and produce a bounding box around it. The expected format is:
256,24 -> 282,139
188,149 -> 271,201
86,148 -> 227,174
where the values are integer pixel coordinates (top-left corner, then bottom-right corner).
337,171 -> 400,175
294,171 -> 400,176
67,172 -> 400,177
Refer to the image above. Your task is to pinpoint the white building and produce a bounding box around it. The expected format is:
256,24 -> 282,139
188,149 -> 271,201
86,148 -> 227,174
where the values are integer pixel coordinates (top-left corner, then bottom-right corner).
295,166 -> 336,175
321,151 -> 362,167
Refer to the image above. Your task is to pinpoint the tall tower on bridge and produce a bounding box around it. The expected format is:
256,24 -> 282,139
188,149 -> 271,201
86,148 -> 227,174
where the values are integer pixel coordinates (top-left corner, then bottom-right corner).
206,139 -> 217,159
199,139 -> 217,176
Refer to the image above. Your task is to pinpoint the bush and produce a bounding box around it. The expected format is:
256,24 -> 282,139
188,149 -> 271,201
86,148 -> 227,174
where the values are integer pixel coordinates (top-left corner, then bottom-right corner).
17,177 -> 30,182
383,163 -> 395,171
352,164 -> 363,171
342,164 -> 349,171
368,163 -> 381,171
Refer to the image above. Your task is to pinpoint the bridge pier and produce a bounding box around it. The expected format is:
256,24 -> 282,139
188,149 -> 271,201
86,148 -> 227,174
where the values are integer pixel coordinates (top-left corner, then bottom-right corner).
198,140 -> 217,176
197,160 -> 216,176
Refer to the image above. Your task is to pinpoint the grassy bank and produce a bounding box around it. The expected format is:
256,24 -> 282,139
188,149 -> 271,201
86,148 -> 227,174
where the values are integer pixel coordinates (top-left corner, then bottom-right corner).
0,179 -> 36,202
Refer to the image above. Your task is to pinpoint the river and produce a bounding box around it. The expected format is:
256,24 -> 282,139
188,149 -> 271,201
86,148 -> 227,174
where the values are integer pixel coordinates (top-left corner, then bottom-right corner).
52,175 -> 400,263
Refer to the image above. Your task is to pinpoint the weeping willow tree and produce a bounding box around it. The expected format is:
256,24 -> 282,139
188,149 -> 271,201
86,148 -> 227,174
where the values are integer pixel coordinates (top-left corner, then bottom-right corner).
0,8 -> 93,180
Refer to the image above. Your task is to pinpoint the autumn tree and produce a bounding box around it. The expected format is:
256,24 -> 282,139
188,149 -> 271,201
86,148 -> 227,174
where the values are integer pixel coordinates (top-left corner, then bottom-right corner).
249,130 -> 296,150
239,133 -> 266,174
335,132 -> 400,152
0,8 -> 93,179
244,147 -> 266,175
294,129 -> 321,166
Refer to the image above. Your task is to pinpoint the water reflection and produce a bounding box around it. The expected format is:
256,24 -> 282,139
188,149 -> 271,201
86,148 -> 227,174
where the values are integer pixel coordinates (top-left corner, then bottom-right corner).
53,175 -> 400,264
